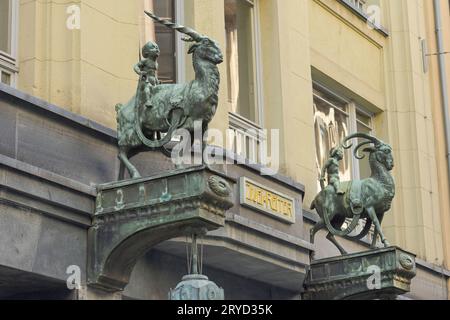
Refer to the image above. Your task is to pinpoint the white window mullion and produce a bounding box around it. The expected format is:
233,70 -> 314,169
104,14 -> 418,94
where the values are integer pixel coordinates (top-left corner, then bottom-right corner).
253,0 -> 264,127
348,102 -> 361,181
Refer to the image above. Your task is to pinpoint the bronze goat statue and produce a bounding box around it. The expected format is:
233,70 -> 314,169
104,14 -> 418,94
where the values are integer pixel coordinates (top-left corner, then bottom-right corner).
310,133 -> 395,258
115,12 -> 223,180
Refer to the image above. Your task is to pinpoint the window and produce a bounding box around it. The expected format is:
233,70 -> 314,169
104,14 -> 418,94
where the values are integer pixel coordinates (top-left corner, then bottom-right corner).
345,0 -> 367,11
313,83 -> 374,192
225,0 -> 262,124
229,112 -> 266,164
1,69 -> 12,86
0,0 -> 19,87
225,0 -> 264,162
0,0 -> 12,55
142,0 -> 177,83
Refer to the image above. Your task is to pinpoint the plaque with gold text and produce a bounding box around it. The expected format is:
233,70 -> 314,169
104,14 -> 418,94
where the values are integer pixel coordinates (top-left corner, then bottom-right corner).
240,177 -> 296,224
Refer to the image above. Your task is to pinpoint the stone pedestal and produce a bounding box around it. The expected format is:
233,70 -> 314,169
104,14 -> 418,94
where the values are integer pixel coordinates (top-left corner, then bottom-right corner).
87,166 -> 235,292
303,247 -> 416,300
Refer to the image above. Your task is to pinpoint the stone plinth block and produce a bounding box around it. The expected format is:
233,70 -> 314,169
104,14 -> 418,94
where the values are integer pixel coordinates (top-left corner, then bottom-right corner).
303,247 -> 416,300
88,166 -> 235,292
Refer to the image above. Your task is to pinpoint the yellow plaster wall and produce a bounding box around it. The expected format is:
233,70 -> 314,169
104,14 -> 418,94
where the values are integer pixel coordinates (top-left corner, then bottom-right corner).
19,0 -> 82,111
380,0 -> 443,264
309,0 -> 386,109
424,0 -> 450,297
272,0 -> 317,207
18,0 -> 141,129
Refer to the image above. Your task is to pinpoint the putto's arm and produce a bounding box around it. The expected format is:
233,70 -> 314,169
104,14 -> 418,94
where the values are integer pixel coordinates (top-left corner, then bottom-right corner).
320,160 -> 329,181
134,62 -> 142,75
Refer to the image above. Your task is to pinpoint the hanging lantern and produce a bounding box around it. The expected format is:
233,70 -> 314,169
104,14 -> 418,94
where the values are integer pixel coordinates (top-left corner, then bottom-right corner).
169,234 -> 225,300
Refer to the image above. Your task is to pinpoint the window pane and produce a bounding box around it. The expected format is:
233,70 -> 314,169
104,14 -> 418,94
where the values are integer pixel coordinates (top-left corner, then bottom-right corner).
225,0 -> 257,123
313,92 -> 352,191
0,0 -> 11,54
356,109 -> 373,179
356,110 -> 372,127
153,0 -> 174,19
313,88 -> 347,113
1,71 -> 11,85
155,26 -> 176,83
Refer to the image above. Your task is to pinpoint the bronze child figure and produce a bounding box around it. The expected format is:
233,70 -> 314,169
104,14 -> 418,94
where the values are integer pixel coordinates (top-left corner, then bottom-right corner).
116,11 -> 224,179
320,146 -> 344,193
134,41 -> 161,108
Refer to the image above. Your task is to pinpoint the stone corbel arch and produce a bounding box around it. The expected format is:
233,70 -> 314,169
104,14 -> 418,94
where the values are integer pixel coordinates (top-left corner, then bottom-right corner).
88,167 -> 234,292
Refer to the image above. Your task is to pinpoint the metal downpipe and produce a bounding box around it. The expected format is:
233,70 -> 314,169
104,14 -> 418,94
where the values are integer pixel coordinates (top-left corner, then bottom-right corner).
433,0 -> 450,193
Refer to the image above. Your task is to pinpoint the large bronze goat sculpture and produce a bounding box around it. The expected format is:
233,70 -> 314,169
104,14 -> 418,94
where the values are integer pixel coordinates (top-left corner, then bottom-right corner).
310,133 -> 395,258
116,12 -> 223,180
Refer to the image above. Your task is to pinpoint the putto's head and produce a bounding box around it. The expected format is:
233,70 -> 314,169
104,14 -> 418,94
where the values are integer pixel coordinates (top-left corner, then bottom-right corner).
142,41 -> 160,59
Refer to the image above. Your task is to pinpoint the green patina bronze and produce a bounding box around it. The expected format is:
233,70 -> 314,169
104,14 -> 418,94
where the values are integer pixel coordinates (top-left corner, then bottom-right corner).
310,133 -> 396,258
303,247 -> 416,300
87,13 -> 233,295
89,166 -> 234,292
116,11 -> 223,180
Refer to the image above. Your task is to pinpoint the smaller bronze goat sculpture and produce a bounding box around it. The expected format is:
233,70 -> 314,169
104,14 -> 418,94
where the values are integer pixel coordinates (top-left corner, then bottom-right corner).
310,133 -> 395,258
115,12 -> 223,180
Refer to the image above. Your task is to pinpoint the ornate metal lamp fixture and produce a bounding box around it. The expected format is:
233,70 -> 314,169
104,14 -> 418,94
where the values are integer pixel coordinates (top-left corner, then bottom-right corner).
169,234 -> 224,300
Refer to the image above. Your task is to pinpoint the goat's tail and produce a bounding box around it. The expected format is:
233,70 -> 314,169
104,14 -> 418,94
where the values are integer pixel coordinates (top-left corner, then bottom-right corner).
310,200 -> 316,210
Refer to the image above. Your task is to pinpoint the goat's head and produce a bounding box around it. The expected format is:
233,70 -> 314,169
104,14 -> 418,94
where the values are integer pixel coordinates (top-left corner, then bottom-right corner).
343,133 -> 394,171
144,11 -> 224,65
185,37 -> 224,65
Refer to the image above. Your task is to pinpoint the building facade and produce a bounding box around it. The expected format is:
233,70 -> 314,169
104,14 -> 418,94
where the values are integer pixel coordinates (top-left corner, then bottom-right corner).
0,0 -> 449,299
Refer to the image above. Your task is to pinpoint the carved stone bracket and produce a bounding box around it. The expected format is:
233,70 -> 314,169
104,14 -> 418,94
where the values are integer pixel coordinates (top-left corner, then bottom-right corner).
303,247 -> 416,300
88,166 -> 235,292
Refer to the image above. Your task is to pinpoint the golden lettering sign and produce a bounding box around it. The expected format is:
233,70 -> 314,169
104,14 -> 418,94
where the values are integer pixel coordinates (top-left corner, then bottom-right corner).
240,177 -> 296,224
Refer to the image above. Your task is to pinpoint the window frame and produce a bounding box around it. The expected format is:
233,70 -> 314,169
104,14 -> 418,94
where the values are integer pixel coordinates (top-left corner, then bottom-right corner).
174,0 -> 185,83
337,0 -> 389,37
0,0 -> 19,87
312,81 -> 375,185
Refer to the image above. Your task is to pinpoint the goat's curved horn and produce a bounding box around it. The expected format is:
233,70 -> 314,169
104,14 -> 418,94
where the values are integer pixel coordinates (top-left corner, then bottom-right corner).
342,133 -> 381,149
145,11 -> 204,42
353,141 -> 375,159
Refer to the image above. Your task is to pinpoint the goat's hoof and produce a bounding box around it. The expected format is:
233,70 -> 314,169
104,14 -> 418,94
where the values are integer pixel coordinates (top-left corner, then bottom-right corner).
131,173 -> 141,179
383,240 -> 390,248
